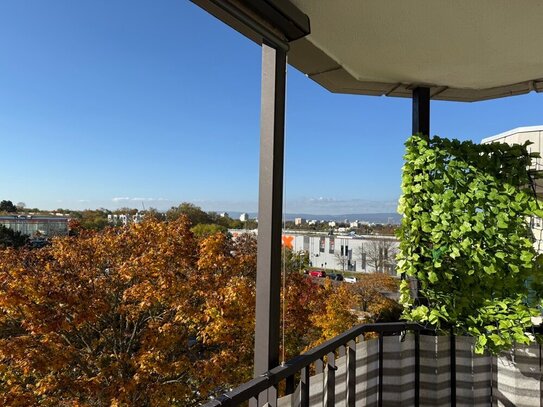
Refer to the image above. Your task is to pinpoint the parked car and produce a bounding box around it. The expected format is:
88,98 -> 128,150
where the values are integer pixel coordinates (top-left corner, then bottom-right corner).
308,269 -> 326,278
344,276 -> 357,283
327,273 -> 344,281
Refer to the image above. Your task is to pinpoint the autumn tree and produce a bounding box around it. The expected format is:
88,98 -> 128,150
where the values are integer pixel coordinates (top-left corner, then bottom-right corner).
351,273 -> 401,322
0,218 -> 202,405
309,280 -> 359,346
0,220 -> 360,405
281,272 -> 323,357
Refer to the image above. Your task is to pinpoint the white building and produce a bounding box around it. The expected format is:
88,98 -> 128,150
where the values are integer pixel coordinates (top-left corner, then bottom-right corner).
289,232 -> 398,274
482,126 -> 543,252
350,221 -> 360,228
294,217 -> 305,225
239,213 -> 249,222
229,228 -> 399,274
0,216 -> 69,237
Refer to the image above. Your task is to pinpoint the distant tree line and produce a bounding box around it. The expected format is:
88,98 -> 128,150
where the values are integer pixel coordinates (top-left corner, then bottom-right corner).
0,200 -> 251,234
165,202 -> 257,235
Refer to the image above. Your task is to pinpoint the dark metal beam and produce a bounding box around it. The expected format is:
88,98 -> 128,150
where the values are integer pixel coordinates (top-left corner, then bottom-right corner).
412,86 -> 430,306
254,42 -> 287,382
415,331 -> 421,407
191,0 -> 310,51
412,87 -> 430,136
246,0 -> 310,41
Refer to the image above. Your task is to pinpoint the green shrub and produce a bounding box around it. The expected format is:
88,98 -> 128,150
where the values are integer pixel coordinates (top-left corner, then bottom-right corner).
398,134 -> 543,353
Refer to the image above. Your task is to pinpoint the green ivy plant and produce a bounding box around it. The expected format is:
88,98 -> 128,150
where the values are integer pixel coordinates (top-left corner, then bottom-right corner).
397,134 -> 543,354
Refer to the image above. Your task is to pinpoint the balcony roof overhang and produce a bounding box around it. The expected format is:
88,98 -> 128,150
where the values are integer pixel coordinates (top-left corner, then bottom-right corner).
193,0 -> 543,102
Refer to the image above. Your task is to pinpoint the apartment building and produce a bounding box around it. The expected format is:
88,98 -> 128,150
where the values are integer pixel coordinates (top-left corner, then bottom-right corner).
482,126 -> 543,251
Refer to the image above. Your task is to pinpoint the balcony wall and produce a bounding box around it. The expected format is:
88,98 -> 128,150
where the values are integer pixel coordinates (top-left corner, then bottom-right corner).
277,334 -> 541,407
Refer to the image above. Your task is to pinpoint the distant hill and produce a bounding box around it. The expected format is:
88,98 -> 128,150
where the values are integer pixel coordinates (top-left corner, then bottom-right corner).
226,212 -> 402,224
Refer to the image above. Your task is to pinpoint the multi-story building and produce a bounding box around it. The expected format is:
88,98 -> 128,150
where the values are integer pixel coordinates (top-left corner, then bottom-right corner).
229,228 -> 399,274
0,215 -> 69,237
482,126 -> 543,251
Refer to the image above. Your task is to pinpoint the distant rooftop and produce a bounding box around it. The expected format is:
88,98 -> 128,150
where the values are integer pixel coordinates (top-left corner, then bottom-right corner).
481,125 -> 543,144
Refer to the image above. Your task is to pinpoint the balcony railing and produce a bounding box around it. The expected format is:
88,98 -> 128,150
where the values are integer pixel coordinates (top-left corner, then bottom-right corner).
205,321 -> 543,406
204,322 -> 429,407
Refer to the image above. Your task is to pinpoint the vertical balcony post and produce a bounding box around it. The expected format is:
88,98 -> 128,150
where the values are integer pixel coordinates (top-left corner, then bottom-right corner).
412,86 -> 430,137
253,41 -> 287,385
411,86 -> 430,305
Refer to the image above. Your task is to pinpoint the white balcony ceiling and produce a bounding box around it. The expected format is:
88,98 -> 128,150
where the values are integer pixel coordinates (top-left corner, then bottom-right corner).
287,0 -> 543,101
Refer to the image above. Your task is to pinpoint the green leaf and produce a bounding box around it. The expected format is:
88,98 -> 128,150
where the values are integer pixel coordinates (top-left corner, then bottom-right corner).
450,247 -> 461,259
483,265 -> 496,275
520,251 -> 533,263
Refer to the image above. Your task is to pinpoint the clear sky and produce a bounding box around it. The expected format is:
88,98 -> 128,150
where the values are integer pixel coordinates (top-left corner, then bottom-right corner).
2,1 -> 543,215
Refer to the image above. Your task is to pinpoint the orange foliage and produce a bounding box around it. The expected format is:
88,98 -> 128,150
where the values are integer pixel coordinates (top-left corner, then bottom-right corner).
281,271 -> 322,359
0,219 -> 358,405
352,273 -> 401,322
308,280 -> 360,347
0,218 -> 199,406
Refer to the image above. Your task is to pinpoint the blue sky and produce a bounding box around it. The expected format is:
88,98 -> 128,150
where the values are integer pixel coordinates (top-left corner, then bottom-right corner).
1,1 -> 543,214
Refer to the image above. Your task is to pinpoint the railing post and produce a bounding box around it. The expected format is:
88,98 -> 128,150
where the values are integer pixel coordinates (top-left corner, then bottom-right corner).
285,374 -> 295,395
253,41 -> 287,405
378,333 -> 384,407
300,366 -> 310,407
347,339 -> 356,407
415,330 -> 420,407
450,331 -> 456,407
491,354 -> 497,406
325,352 -> 336,407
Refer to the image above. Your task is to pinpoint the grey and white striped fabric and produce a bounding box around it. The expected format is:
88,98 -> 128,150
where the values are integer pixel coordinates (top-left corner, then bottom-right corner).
494,343 -> 541,407
278,334 -> 543,407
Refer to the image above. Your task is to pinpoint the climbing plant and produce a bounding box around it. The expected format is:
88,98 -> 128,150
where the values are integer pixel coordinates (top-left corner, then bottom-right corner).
397,134 -> 543,354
